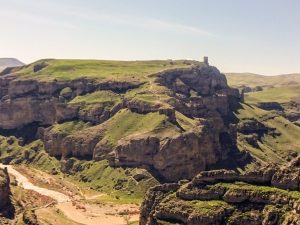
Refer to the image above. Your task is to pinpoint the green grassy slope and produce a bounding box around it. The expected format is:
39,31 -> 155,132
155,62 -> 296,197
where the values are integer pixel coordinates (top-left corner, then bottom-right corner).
69,90 -> 122,111
213,182 -> 300,199
225,73 -> 300,104
51,121 -> 92,135
0,137 -> 61,174
0,135 -> 159,202
235,104 -> 300,163
103,109 -> 169,145
225,73 -> 300,88
67,159 -> 159,202
245,84 -> 300,104
56,97 -> 192,151
89,109 -> 195,147
16,59 -> 200,81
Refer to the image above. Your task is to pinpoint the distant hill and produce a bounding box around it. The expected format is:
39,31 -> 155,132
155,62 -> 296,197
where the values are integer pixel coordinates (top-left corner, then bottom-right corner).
0,58 -> 25,72
225,72 -> 300,126
225,72 -> 300,88
225,72 -> 300,104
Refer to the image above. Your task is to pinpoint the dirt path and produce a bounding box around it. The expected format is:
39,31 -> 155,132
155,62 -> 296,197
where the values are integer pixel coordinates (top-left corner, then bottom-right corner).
144,75 -> 163,103
0,164 -> 70,203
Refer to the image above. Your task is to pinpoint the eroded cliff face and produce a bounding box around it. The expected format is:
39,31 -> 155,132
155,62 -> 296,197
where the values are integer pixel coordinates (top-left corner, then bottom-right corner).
0,75 -> 140,129
140,156 -> 300,225
0,64 -> 243,181
0,168 -> 11,211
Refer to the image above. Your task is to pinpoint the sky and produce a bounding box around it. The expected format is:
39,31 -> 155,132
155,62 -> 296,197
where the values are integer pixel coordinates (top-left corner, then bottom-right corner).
0,0 -> 299,75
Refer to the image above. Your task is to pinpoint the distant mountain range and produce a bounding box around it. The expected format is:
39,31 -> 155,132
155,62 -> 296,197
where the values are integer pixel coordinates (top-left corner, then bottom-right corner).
0,58 -> 25,72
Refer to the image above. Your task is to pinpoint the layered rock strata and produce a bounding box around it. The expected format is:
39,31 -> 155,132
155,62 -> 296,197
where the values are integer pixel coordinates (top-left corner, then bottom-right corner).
0,168 -> 11,213
141,156 -> 300,225
0,64 -> 244,181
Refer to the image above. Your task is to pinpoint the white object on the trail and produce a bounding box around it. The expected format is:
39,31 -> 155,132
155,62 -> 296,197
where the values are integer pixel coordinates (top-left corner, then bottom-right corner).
0,164 -> 70,203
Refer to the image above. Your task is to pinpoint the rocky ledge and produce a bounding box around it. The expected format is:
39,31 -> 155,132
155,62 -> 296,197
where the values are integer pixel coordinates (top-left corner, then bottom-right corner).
140,156 -> 300,225
0,75 -> 141,130
256,101 -> 300,127
0,168 -> 12,218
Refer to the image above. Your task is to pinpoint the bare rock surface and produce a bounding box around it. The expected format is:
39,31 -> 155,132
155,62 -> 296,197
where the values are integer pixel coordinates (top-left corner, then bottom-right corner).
0,167 -> 10,209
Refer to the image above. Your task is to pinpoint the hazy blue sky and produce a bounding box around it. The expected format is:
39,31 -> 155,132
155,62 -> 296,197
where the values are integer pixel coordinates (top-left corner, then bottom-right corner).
0,0 -> 299,74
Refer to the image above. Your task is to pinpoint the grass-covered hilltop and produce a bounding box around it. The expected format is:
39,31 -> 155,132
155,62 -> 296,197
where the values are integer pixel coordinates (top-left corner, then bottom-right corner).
0,59 -> 300,224
11,59 -> 199,81
226,72 -> 300,127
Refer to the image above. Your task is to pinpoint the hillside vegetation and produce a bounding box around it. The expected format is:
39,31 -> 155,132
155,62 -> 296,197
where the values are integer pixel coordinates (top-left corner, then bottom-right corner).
245,84 -> 300,104
16,59 -> 201,81
225,72 -> 300,127
1,60 -> 300,224
235,103 -> 300,164
225,72 -> 300,88
225,73 -> 300,104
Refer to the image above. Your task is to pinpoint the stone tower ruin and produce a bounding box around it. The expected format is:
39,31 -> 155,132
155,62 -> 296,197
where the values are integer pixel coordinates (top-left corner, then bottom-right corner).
203,56 -> 209,65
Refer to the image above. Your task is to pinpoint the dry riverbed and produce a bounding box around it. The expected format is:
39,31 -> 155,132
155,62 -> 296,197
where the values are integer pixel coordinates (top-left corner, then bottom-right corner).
0,164 -> 140,225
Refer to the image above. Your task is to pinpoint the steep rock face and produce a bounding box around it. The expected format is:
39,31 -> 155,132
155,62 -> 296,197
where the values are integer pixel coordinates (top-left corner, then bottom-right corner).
140,183 -> 180,225
156,66 -> 228,96
156,66 -> 241,118
111,130 -> 221,181
41,128 -> 69,157
190,156 -> 300,190
42,65 -> 243,181
282,101 -> 300,126
141,157 -> 300,225
44,122 -> 225,181
0,168 -> 10,210
62,126 -> 104,159
271,156 -> 300,190
0,97 -> 74,129
0,75 -> 140,129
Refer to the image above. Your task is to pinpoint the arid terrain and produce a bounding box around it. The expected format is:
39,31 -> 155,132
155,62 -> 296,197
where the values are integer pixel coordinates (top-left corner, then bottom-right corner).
0,59 -> 299,224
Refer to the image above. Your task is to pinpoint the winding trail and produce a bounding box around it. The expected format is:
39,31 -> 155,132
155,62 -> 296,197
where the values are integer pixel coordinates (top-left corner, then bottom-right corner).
0,163 -> 70,203
144,75 -> 163,104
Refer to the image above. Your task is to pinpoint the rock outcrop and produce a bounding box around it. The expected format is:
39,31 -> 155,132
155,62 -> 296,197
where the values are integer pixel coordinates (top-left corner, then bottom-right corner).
0,63 -> 245,181
0,168 -> 10,209
0,76 -> 141,130
256,101 -> 300,127
37,65 -> 244,181
282,101 -> 300,125
0,167 -> 12,217
141,157 -> 300,225
111,131 -> 220,181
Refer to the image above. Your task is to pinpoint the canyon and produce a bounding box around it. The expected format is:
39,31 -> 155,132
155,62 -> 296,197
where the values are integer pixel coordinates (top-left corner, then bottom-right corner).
0,59 -> 299,224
